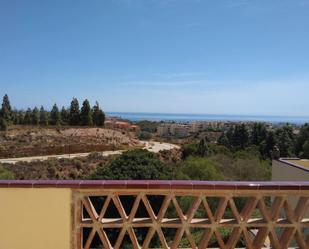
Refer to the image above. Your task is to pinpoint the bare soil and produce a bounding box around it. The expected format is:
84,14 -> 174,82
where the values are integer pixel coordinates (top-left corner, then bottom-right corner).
0,126 -> 140,158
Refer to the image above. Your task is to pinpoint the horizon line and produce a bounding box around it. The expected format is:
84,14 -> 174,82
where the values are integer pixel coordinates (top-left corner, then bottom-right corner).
106,111 -> 309,119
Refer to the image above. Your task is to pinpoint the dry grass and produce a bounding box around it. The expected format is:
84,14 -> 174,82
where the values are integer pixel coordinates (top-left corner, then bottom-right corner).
0,126 -> 140,158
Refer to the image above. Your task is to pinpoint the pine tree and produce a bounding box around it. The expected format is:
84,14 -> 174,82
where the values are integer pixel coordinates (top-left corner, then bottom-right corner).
14,111 -> 25,125
0,94 -> 12,124
31,107 -> 40,125
0,117 -> 8,131
69,98 -> 80,125
265,131 -> 276,158
92,102 -> 100,125
24,108 -> 32,125
92,101 -> 105,126
11,108 -> 18,124
50,104 -> 61,125
97,110 -> 105,126
251,123 -> 267,145
275,125 -> 295,157
60,106 -> 69,125
232,124 -> 249,150
39,106 -> 48,125
197,138 -> 210,157
80,99 -> 93,126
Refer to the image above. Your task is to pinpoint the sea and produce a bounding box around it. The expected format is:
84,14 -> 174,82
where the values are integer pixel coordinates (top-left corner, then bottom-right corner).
107,112 -> 309,124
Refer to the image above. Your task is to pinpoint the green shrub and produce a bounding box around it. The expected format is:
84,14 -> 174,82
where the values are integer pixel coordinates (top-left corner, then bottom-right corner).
181,156 -> 223,180
138,131 -> 152,140
0,165 -> 14,179
90,149 -> 171,180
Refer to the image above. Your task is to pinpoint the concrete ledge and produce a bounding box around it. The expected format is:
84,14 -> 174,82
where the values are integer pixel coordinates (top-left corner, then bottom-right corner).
1,180 -> 309,190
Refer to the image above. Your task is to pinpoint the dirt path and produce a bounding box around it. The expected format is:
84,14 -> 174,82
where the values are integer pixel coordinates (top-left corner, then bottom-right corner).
0,141 -> 179,164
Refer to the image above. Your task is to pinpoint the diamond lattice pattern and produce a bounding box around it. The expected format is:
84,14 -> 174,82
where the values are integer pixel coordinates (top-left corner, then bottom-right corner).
75,192 -> 309,249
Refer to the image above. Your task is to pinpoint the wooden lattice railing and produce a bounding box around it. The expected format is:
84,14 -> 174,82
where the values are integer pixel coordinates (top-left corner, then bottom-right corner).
72,181 -> 309,249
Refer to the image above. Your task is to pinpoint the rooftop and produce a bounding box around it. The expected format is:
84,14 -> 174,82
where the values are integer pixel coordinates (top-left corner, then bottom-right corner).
279,158 -> 309,171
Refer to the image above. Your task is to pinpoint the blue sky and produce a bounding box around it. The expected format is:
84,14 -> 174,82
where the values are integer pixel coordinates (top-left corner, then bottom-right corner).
0,0 -> 309,116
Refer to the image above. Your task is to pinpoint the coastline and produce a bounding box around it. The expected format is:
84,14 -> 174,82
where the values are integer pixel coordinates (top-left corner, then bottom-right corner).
106,112 -> 309,124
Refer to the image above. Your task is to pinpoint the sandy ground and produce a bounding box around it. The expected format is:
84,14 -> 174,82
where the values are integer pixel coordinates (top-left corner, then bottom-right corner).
141,141 -> 180,153
0,141 -> 179,164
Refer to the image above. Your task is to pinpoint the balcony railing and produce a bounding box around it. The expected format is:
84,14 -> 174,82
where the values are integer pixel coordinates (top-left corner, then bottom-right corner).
1,180 -> 309,249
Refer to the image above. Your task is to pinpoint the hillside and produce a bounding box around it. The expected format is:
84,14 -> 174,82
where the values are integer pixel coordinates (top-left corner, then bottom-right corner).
0,126 -> 140,158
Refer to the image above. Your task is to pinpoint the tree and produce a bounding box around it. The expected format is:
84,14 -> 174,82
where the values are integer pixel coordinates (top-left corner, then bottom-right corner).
296,124 -> 309,156
31,107 -> 40,125
90,149 -> 170,248
209,144 -> 232,156
302,140 -> 309,159
50,104 -> 61,125
182,142 -> 198,159
181,156 -> 223,180
80,99 -> 93,126
251,123 -> 267,145
12,110 -> 24,125
60,106 -> 69,125
0,118 -> 8,131
196,138 -> 210,157
69,98 -> 80,125
92,101 -> 105,126
233,124 -> 249,150
234,146 -> 261,159
24,108 -> 32,125
275,125 -> 295,157
263,131 -> 276,158
96,109 -> 105,126
272,145 -> 280,159
90,149 -> 171,180
225,125 -> 249,150
138,131 -> 152,140
0,94 -> 12,124
11,108 -> 18,124
136,120 -> 157,133
218,133 -> 230,148
39,106 -> 48,125
228,158 -> 270,181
